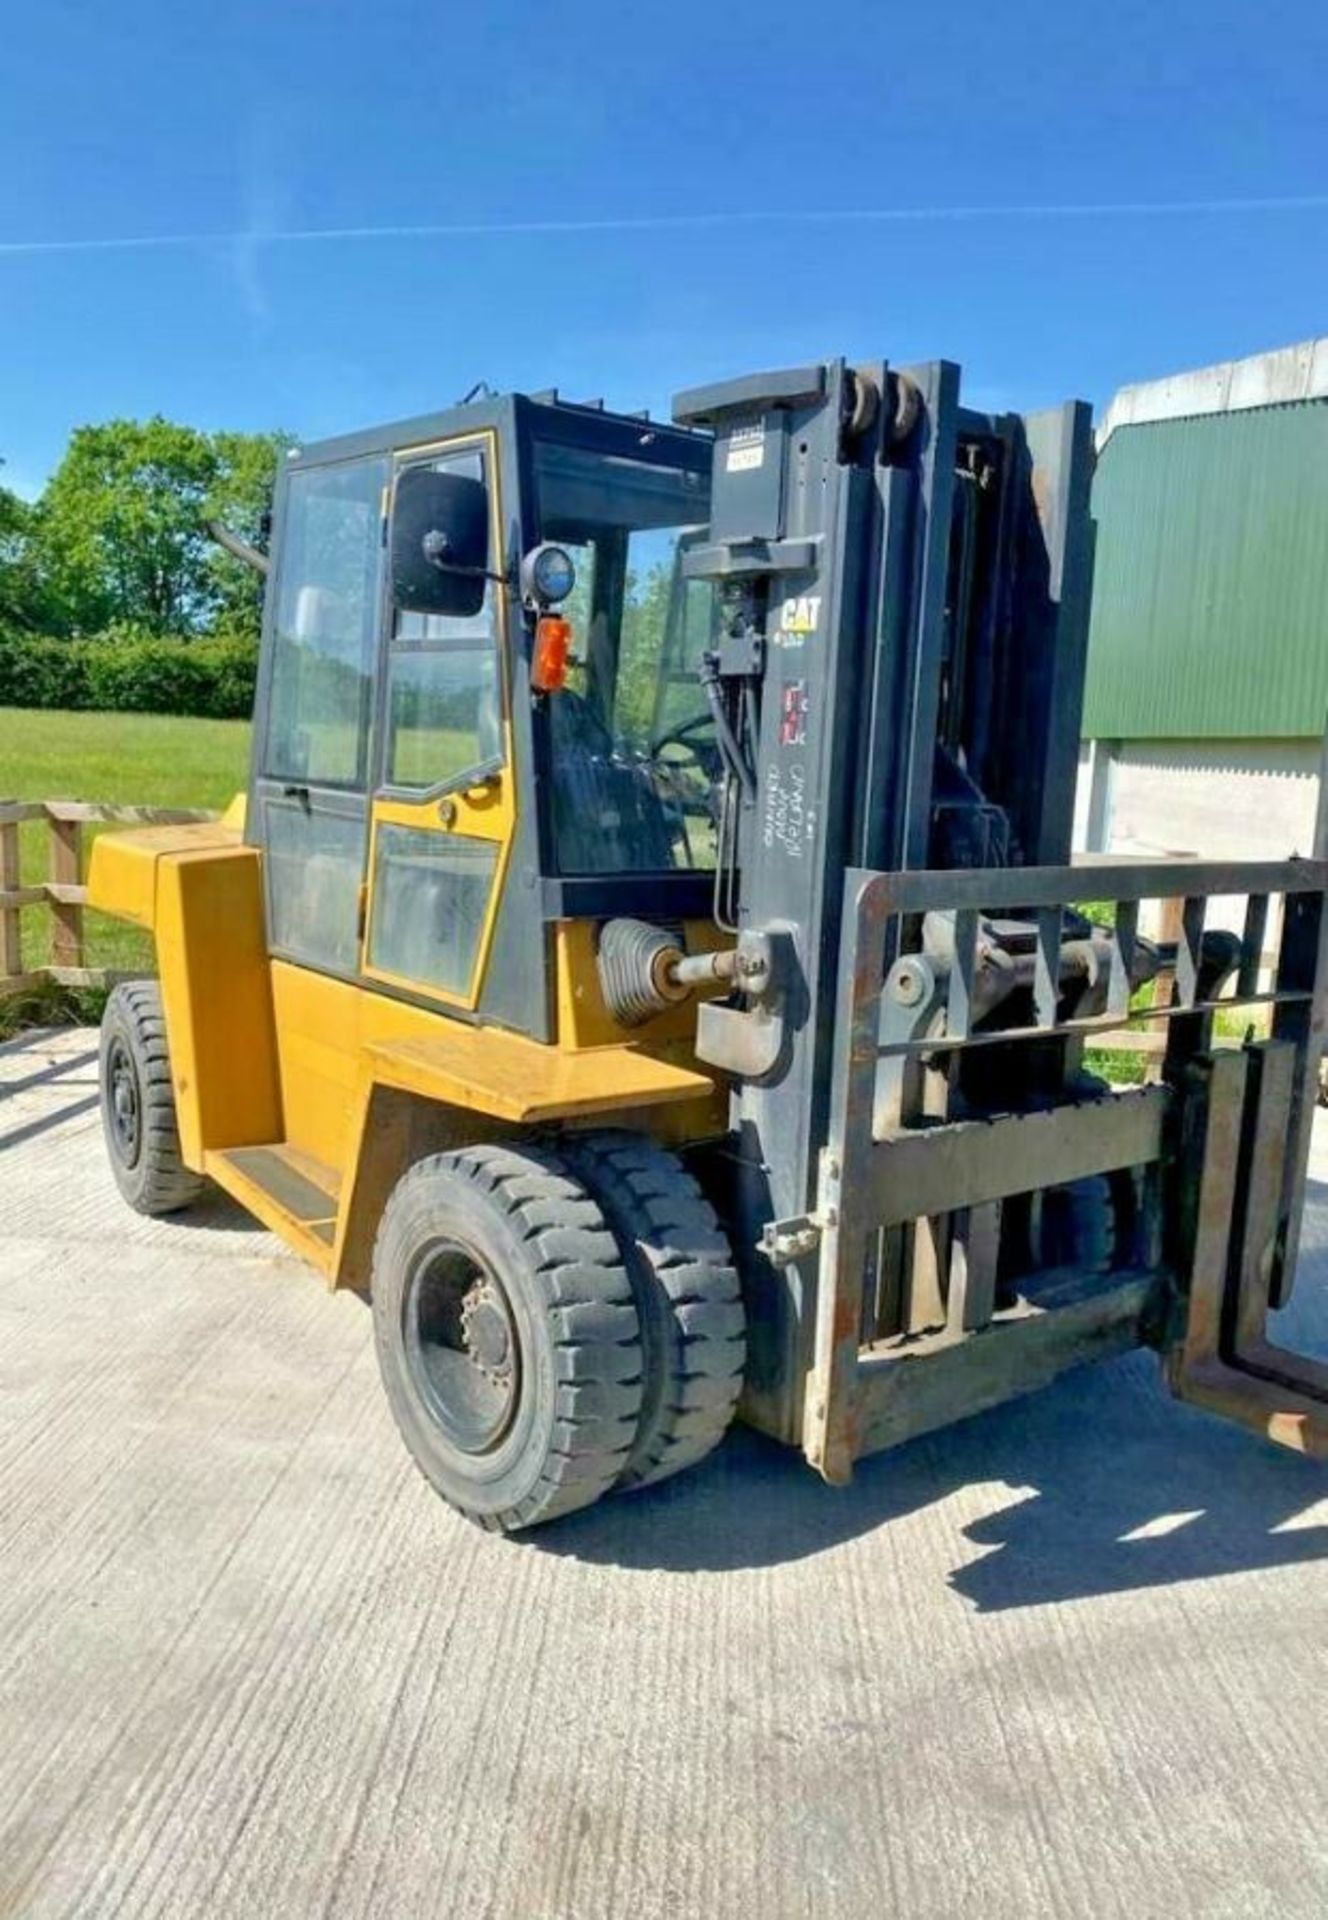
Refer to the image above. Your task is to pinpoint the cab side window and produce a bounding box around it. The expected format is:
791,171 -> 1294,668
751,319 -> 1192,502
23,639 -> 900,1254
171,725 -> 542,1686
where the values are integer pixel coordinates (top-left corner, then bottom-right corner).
383,449 -> 502,794
259,455 -> 387,977
265,458 -> 388,787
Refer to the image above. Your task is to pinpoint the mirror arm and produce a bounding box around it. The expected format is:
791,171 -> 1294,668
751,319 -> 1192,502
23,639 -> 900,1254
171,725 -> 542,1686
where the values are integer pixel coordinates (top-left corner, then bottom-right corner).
209,520 -> 270,577
420,555 -> 510,589
432,564 -> 508,586
419,531 -> 507,590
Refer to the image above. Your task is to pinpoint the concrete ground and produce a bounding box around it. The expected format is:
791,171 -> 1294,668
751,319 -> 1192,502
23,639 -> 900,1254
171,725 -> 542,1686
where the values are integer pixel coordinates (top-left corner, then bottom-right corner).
1,1027 -> 1326,1920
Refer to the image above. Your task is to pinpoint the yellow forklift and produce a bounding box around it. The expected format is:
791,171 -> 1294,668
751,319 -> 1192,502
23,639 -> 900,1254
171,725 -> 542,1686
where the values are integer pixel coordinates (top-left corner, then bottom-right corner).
90,358 -> 1328,1530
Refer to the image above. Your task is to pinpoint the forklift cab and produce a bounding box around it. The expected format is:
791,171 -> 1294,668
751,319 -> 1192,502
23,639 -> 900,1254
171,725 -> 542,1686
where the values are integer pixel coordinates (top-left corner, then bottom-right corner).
250,395 -> 718,1040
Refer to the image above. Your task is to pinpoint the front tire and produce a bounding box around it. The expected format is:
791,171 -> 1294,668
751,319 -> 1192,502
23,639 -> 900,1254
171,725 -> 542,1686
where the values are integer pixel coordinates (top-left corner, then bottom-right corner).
371,1143 -> 644,1532
560,1130 -> 746,1489
98,981 -> 204,1216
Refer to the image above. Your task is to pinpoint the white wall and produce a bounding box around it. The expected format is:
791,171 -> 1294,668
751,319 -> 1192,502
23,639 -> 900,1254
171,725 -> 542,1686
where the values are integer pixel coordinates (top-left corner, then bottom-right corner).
1074,736 -> 1322,943
1072,742 -> 1094,850
1076,737 -> 1321,860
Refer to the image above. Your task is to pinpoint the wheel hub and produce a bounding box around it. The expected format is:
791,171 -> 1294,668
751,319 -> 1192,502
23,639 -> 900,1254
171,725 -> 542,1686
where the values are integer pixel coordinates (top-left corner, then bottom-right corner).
107,1039 -> 141,1165
460,1281 -> 514,1385
405,1245 -> 522,1456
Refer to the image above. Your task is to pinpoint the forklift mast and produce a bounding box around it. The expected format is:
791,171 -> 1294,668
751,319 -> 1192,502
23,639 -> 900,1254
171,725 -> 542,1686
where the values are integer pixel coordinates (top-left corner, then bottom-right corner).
672,360 -> 1093,1436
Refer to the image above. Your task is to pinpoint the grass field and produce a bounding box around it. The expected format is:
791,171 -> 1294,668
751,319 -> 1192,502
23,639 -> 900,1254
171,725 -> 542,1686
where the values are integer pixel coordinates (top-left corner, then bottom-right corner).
2,707 -> 251,983
1,707 -> 1245,1084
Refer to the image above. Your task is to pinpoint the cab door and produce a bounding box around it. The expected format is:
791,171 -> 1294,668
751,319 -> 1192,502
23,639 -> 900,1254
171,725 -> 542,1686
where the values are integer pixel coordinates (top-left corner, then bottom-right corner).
252,454 -> 388,979
360,433 -> 513,1011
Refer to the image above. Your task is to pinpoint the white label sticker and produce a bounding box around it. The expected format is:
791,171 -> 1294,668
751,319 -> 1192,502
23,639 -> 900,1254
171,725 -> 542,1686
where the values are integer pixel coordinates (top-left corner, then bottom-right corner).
762,761 -> 809,858
725,426 -> 765,473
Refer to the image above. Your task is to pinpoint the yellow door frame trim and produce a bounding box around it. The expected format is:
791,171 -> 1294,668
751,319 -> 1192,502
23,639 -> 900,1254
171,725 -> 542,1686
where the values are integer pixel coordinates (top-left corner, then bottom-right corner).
360,427 -> 517,1012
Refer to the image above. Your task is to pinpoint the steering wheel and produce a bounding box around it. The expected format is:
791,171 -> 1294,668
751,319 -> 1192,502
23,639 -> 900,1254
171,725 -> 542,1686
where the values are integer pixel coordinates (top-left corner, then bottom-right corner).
651,710 -> 725,789
651,709 -> 717,759
649,710 -> 725,852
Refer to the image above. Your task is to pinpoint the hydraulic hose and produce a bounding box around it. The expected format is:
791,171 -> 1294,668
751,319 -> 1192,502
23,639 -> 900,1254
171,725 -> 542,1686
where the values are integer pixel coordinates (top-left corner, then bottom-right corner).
698,653 -> 756,802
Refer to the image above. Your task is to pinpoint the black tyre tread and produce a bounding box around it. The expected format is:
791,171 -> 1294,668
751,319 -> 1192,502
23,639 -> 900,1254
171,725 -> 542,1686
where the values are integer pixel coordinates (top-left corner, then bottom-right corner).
372,1141 -> 644,1532
1034,1171 -> 1116,1274
1063,1173 -> 1116,1272
559,1130 -> 746,1491
99,981 -> 204,1215
1030,1074 -> 1117,1276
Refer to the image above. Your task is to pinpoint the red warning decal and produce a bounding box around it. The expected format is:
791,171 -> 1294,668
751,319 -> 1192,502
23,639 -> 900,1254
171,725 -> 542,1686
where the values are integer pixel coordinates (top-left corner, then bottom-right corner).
779,680 -> 809,748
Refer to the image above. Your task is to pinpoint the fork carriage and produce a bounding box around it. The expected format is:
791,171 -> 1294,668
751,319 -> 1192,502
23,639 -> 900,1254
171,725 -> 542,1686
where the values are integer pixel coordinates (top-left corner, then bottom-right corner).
799,855 -> 1328,1482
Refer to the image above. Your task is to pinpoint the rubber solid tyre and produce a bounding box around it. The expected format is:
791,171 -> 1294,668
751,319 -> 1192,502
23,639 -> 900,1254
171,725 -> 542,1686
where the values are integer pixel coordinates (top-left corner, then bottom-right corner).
371,1142 -> 645,1532
559,1130 -> 746,1490
1028,1073 -> 1118,1275
98,981 -> 205,1216
1034,1173 -> 1117,1274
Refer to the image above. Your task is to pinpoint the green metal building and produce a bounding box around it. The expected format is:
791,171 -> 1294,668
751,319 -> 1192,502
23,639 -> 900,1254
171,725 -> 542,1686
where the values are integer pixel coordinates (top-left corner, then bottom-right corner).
1078,336 -> 1328,860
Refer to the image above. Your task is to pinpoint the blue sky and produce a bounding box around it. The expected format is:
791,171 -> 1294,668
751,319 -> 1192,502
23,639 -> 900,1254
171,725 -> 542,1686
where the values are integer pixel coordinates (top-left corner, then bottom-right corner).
1,0 -> 1326,494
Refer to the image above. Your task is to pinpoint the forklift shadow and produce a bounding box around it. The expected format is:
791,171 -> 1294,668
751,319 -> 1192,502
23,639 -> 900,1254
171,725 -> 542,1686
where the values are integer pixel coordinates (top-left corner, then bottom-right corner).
541,1364 -> 1327,1606
0,1036 -> 101,1156
540,1217 -> 1328,1610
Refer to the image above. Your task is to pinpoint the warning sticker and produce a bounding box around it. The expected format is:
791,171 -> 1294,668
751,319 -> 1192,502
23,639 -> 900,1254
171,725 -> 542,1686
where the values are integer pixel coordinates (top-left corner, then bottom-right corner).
725,425 -> 765,473
779,680 -> 809,748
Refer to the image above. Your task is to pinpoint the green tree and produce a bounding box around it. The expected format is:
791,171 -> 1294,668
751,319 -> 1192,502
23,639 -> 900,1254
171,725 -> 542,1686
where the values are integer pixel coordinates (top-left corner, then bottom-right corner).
206,429 -> 288,635
618,559 -> 674,739
0,465 -> 43,630
32,417 -> 288,637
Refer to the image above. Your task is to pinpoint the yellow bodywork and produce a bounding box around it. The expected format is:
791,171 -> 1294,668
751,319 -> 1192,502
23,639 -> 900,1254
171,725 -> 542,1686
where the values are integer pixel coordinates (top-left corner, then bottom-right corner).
88,817 -> 723,1291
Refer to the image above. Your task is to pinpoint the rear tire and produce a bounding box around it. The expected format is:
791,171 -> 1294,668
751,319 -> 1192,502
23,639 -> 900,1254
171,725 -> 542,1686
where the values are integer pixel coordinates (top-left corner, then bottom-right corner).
371,1143 -> 644,1532
98,981 -> 204,1216
560,1130 -> 746,1489
1028,1074 -> 1118,1275
1033,1173 -> 1117,1274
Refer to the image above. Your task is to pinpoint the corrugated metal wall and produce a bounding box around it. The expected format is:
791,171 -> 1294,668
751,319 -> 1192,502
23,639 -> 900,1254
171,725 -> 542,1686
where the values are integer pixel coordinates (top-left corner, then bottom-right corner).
1081,399 -> 1328,739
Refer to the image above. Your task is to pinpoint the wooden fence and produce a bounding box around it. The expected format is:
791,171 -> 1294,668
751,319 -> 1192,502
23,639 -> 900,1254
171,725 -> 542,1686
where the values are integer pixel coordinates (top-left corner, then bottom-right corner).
0,805 -> 1279,1054
0,800 -> 217,996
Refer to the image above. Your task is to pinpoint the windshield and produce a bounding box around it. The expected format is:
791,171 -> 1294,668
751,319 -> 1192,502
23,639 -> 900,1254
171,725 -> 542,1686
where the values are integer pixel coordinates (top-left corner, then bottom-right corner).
533,441 -> 718,874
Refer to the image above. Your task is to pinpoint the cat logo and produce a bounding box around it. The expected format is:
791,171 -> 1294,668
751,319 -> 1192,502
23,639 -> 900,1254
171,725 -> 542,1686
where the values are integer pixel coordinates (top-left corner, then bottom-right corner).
779,594 -> 822,636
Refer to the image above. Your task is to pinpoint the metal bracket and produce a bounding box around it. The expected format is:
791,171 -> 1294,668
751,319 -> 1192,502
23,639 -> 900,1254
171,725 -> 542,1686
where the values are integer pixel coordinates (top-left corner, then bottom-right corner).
716,628 -> 765,678
696,1000 -> 784,1079
873,952 -> 947,1131
693,929 -> 788,1079
761,1209 -> 835,1266
682,536 -> 820,581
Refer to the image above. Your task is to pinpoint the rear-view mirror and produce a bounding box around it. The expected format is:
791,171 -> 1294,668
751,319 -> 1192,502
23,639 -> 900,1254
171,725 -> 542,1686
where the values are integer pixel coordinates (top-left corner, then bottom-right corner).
390,466 -> 490,618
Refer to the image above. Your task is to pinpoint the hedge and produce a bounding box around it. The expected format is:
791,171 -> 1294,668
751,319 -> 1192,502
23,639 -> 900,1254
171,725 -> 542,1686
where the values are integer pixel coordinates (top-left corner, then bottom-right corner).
0,631 -> 258,719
